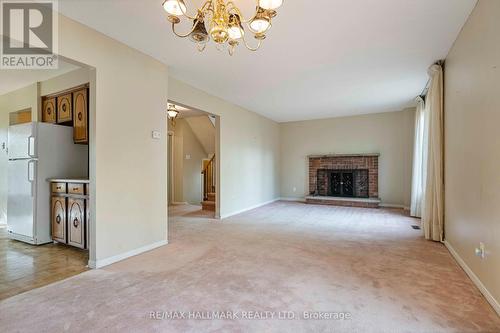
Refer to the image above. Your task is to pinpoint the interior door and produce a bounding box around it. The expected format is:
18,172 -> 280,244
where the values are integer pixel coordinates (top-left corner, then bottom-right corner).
7,159 -> 36,238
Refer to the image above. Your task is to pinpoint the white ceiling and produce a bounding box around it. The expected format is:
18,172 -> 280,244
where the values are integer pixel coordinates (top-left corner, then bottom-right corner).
0,59 -> 79,95
58,0 -> 477,122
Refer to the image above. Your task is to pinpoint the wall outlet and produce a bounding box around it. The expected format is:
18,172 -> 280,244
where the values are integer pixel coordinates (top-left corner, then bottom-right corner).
185,154 -> 191,160
475,242 -> 486,259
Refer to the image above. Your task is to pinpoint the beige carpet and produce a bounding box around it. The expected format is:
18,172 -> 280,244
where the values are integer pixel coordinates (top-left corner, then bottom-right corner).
0,202 -> 499,332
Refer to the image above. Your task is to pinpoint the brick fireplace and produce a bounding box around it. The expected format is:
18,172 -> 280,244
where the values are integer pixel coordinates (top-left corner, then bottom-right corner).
306,154 -> 380,208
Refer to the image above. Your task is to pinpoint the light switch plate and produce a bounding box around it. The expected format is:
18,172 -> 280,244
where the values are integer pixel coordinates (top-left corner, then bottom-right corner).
152,131 -> 161,139
185,154 -> 191,160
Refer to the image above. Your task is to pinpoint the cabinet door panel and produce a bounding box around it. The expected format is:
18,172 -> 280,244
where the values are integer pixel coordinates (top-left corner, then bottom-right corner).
68,198 -> 85,249
73,89 -> 88,144
51,196 -> 66,243
42,97 -> 56,123
57,93 -> 72,123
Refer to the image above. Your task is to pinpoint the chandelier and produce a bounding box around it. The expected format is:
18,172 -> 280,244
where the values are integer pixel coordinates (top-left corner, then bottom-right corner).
162,0 -> 284,55
167,103 -> 180,126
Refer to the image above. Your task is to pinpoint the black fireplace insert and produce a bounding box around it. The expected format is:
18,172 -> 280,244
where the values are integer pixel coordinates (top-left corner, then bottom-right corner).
315,169 -> 369,198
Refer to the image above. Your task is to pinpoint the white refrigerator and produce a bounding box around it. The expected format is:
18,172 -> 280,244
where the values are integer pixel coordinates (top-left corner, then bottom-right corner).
7,122 -> 88,245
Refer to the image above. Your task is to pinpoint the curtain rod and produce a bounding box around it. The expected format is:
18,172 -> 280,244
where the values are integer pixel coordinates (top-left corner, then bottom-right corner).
420,80 -> 430,98
419,60 -> 444,98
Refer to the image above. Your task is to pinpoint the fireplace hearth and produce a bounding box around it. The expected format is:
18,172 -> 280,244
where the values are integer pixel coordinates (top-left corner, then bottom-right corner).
306,154 -> 380,208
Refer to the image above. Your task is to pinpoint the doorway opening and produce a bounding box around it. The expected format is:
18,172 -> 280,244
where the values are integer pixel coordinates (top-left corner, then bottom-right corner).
0,56 -> 96,300
167,102 -> 220,219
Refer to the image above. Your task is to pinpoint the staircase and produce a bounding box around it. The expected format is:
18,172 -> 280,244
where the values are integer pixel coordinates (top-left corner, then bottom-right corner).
201,154 -> 216,211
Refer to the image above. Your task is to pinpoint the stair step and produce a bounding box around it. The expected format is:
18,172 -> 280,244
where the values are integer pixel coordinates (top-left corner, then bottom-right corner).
202,200 -> 216,212
207,193 -> 216,201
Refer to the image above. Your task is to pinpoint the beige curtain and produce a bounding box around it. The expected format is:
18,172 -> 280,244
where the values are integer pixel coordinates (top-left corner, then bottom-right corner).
410,97 -> 428,218
422,64 -> 444,241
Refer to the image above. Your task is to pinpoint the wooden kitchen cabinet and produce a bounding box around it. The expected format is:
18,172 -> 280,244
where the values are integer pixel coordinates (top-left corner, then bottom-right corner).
42,97 -> 56,123
50,180 -> 89,250
73,88 -> 88,144
41,84 -> 89,145
57,93 -> 72,123
51,196 -> 66,243
68,198 -> 85,249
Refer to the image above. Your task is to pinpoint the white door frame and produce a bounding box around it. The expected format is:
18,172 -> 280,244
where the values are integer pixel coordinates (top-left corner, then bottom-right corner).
167,130 -> 175,205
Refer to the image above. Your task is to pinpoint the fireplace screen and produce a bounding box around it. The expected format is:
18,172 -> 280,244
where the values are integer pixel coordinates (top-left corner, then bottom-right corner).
330,171 -> 354,197
316,169 -> 369,198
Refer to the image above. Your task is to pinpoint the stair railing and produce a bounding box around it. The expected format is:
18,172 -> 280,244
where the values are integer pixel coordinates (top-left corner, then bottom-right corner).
202,154 -> 216,201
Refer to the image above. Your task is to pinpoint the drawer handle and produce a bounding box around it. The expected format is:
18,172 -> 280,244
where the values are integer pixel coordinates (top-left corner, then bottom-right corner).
73,187 -> 79,191
73,218 -> 80,228
78,112 -> 83,121
56,215 -> 61,224
56,186 -> 62,190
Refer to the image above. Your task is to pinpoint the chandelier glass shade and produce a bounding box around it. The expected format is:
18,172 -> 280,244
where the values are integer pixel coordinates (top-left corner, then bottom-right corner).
167,104 -> 179,119
162,0 -> 284,55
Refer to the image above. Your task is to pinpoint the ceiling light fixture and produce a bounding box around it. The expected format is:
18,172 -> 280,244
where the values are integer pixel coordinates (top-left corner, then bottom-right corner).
167,103 -> 180,125
162,0 -> 284,56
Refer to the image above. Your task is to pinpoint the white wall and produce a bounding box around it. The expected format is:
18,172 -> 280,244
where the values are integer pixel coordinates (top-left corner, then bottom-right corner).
40,67 -> 91,96
169,78 -> 281,218
168,118 -> 207,205
280,109 -> 415,207
185,116 -> 215,155
444,0 -> 500,311
0,84 -> 38,224
56,15 -> 168,266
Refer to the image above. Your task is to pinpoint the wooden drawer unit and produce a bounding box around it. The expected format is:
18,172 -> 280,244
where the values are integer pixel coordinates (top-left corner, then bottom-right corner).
57,93 -> 73,123
68,198 -> 86,249
68,183 -> 85,195
51,197 -> 66,243
50,180 -> 89,249
73,88 -> 88,144
51,183 -> 67,193
42,97 -> 56,123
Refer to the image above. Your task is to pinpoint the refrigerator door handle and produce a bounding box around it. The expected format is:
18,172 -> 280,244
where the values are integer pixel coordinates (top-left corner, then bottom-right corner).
28,135 -> 36,157
28,160 -> 36,197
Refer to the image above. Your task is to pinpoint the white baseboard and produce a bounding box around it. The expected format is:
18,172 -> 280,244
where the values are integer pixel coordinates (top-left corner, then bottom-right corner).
88,239 -> 168,269
278,197 -> 307,202
444,240 -> 500,316
170,202 -> 188,206
220,198 -> 279,219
